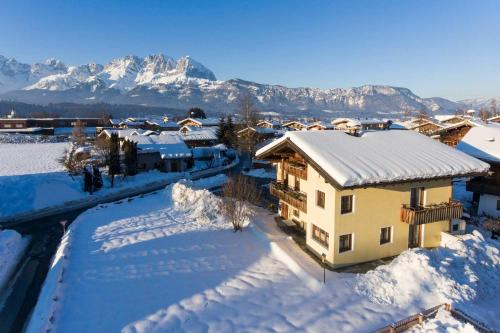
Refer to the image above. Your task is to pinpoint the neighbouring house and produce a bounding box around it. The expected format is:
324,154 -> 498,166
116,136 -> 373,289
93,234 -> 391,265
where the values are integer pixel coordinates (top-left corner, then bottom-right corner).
0,117 -> 105,135
282,120 -> 310,131
177,117 -> 220,128
97,129 -> 144,141
406,119 -> 445,136
307,121 -> 335,131
179,127 -> 218,148
431,119 -> 478,147
433,115 -> 466,125
457,126 -> 500,218
488,115 -> 500,123
257,119 -> 282,130
237,126 -> 279,144
332,118 -> 390,133
255,130 -> 488,268
127,132 -> 192,172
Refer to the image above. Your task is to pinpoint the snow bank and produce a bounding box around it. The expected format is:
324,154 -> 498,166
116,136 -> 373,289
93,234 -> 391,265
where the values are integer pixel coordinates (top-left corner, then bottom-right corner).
408,308 -> 478,333
170,180 -> 225,226
0,229 -> 30,290
354,231 -> 499,308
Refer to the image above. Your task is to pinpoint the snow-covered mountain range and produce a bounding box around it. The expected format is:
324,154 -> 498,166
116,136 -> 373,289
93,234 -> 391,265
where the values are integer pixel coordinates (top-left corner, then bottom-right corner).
0,53 -> 487,116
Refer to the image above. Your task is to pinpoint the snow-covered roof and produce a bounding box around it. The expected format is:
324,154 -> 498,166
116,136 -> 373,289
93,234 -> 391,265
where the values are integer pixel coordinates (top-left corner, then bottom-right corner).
257,119 -> 281,127
434,115 -> 463,123
456,127 -> 500,163
179,127 -> 218,141
99,129 -> 143,138
307,121 -> 335,129
256,130 -> 489,187
127,133 -> 191,158
177,117 -> 219,126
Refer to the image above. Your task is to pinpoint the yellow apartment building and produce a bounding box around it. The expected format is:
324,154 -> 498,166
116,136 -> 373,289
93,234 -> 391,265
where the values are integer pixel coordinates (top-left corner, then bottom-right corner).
256,130 -> 489,268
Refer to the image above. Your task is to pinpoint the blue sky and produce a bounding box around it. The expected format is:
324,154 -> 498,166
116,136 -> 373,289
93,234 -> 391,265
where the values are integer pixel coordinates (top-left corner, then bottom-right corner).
1,0 -> 499,100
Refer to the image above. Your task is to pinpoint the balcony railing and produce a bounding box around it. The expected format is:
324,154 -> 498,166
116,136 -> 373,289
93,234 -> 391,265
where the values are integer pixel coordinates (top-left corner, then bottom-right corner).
284,161 -> 307,180
270,182 -> 307,213
466,178 -> 500,196
400,200 -> 463,225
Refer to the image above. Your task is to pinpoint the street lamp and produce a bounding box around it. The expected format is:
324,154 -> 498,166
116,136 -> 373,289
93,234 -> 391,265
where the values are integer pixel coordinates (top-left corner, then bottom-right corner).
321,253 -> 326,284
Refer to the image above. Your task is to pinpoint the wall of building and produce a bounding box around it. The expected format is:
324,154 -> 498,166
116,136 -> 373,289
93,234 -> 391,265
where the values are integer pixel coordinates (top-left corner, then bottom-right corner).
329,178 -> 452,267
478,193 -> 500,218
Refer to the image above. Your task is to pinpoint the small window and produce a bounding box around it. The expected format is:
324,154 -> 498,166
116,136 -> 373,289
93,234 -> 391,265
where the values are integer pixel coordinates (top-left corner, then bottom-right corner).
339,234 -> 352,253
15,124 -> 23,128
452,224 -> 459,232
497,200 -> 500,211
4,124 -> 11,128
312,224 -> 329,248
316,190 -> 325,208
380,227 -> 392,245
294,177 -> 300,191
341,195 -> 353,214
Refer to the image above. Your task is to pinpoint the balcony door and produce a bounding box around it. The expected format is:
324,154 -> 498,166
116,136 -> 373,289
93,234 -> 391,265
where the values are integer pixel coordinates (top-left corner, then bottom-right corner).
408,187 -> 424,248
280,202 -> 289,220
410,187 -> 424,208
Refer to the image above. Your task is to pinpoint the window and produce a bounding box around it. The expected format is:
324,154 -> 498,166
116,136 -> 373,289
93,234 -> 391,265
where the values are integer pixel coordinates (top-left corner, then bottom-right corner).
293,209 -> 299,218
452,223 -> 459,232
339,234 -> 352,253
497,200 -> 500,211
312,224 -> 329,248
3,124 -> 11,128
15,124 -> 23,128
341,195 -> 353,214
316,190 -> 325,208
294,177 -> 300,191
380,227 -> 392,245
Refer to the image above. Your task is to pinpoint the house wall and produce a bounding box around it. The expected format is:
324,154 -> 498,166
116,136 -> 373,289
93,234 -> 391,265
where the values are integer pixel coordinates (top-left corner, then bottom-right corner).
478,193 -> 500,218
274,157 -> 454,267
329,178 -> 452,267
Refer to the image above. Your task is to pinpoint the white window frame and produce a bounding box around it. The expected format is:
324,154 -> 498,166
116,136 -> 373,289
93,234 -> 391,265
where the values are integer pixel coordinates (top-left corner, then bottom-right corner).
379,225 -> 394,246
340,194 -> 355,215
338,233 -> 354,254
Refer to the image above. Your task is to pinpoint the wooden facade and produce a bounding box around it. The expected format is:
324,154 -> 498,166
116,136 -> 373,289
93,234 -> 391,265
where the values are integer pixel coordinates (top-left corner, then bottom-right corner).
270,181 -> 307,213
400,200 -> 463,225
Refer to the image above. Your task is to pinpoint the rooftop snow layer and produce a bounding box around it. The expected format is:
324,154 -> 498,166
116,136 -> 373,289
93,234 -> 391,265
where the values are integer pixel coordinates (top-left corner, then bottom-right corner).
256,130 -> 489,187
456,127 -> 500,163
127,133 -> 191,158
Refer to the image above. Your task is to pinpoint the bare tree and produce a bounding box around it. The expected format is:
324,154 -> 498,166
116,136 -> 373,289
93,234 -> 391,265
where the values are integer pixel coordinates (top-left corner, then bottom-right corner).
93,136 -> 111,167
219,175 -> 261,232
479,108 -> 492,121
238,93 -> 260,128
72,119 -> 86,146
58,144 -> 82,175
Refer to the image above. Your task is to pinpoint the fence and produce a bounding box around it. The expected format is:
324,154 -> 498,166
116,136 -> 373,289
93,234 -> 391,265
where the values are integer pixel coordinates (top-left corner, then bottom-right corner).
373,303 -> 498,333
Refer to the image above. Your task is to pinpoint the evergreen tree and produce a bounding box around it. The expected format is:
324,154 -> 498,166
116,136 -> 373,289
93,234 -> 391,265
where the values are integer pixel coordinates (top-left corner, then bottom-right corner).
83,165 -> 93,193
93,165 -> 103,189
122,139 -> 138,176
108,133 -> 121,187
216,116 -> 227,144
224,116 -> 237,147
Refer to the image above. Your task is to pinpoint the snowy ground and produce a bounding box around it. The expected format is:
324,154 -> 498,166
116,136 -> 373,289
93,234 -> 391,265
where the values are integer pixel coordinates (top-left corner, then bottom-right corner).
0,229 -> 30,291
0,142 -> 193,219
26,178 -> 500,333
243,168 -> 276,179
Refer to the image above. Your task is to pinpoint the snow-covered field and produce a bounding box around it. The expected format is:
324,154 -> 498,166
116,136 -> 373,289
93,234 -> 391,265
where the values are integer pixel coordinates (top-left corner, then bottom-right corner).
0,229 -> 30,291
27,179 -> 500,333
0,142 -> 188,219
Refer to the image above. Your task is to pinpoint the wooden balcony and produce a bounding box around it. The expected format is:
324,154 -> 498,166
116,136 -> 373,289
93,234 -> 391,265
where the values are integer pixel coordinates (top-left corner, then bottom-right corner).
284,161 -> 307,180
466,178 -> 500,196
400,200 -> 463,225
270,182 -> 307,213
